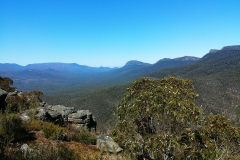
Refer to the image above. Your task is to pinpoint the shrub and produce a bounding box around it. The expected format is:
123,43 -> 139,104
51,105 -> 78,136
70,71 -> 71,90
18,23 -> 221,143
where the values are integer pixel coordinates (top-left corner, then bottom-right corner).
23,119 -> 43,131
72,131 -> 96,145
0,113 -> 27,142
42,122 -> 65,140
114,77 -> 201,159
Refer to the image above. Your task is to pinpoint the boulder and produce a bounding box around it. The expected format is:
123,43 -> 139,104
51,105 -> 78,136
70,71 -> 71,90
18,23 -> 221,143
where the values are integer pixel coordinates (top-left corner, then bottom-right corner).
20,143 -> 34,153
49,105 -> 75,121
0,89 -> 7,110
7,89 -> 19,97
20,143 -> 35,158
20,111 -> 30,121
96,135 -> 123,153
68,110 -> 96,131
35,104 -> 97,131
35,107 -> 63,125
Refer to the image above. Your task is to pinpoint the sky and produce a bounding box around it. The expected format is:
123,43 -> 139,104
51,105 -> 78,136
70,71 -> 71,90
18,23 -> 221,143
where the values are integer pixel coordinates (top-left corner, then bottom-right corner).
0,0 -> 240,67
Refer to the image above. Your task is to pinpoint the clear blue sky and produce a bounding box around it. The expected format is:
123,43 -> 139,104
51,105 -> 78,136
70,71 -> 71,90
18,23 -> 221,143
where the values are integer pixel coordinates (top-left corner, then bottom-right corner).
1,0 -> 240,67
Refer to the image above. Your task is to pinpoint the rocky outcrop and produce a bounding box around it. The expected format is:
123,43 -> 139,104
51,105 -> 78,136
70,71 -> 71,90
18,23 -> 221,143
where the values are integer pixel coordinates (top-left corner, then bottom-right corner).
209,45 -> 240,53
35,107 -> 64,125
20,111 -> 30,121
36,102 -> 97,131
20,143 -> 35,158
222,45 -> 240,50
209,49 -> 219,53
0,89 -> 7,110
49,105 -> 75,121
68,110 -> 96,132
96,135 -> 123,153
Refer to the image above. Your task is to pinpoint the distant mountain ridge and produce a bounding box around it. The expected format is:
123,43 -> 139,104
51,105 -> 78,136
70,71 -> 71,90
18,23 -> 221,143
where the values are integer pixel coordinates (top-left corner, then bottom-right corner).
222,45 -> 240,50
60,45 -> 240,129
209,45 -> 240,53
0,63 -> 114,73
124,60 -> 151,66
0,55 -> 199,93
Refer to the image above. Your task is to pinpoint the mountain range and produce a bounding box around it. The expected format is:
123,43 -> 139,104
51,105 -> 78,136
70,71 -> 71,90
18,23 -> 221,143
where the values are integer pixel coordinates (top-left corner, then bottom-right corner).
0,56 -> 199,94
42,45 -> 240,130
1,45 -> 240,130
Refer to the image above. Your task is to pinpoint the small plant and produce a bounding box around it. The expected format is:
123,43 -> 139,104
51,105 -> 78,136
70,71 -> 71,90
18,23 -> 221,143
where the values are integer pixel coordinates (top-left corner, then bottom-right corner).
42,122 -> 65,140
0,113 -> 27,142
23,119 -> 43,131
72,130 -> 96,145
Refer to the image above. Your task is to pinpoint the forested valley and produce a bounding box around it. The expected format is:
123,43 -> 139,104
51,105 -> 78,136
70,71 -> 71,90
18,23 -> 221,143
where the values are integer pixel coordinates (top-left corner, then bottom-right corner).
1,45 -> 240,159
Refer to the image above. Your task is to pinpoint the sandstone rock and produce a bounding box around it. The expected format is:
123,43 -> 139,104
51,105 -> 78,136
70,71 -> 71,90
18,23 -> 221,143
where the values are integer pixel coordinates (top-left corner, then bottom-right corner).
21,143 -> 34,153
0,89 -> 7,110
20,111 -> 30,121
222,45 -> 240,50
7,89 -> 19,97
35,104 -> 97,131
20,143 -> 35,158
68,110 -> 96,131
49,105 -> 75,121
35,107 -> 63,124
96,135 -> 123,153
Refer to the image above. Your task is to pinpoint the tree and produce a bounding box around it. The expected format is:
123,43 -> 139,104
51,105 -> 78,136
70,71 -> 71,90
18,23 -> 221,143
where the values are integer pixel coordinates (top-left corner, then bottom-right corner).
113,76 -> 240,159
0,77 -> 15,92
113,76 -> 202,159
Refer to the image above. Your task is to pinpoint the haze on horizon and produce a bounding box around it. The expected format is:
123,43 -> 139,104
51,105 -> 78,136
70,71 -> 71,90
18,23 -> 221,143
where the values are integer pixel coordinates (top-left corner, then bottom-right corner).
1,0 -> 240,67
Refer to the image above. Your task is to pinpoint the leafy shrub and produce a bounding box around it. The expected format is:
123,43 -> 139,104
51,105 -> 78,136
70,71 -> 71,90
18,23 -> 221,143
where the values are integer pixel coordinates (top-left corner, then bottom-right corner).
0,113 -> 27,142
114,77 -> 201,159
0,77 -> 15,92
72,131 -> 96,145
23,119 -> 43,131
113,77 -> 240,159
5,96 -> 29,113
42,122 -> 65,140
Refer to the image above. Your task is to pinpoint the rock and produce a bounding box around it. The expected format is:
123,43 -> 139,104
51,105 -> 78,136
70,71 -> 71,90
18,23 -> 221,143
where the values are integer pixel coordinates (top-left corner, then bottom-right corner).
209,49 -> 219,53
68,110 -> 96,131
35,107 -> 64,125
0,89 -> 7,96
0,89 -> 7,110
20,143 -> 34,158
7,89 -> 19,97
20,111 -> 30,121
222,45 -> 240,50
96,135 -> 123,153
21,143 -> 34,153
40,101 -> 47,107
49,105 -> 75,121
35,104 -> 97,131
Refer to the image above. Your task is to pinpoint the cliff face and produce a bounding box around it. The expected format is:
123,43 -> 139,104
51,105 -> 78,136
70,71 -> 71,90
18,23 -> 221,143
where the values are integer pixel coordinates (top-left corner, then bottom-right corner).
222,45 -> 240,50
209,45 -> 240,53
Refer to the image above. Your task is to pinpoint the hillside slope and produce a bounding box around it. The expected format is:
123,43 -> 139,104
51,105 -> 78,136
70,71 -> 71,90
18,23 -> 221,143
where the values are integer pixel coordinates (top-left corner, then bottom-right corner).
49,46 -> 240,129
148,46 -> 240,124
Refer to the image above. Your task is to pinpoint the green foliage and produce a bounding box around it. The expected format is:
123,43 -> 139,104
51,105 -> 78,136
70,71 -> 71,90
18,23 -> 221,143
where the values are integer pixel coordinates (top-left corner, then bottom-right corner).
5,96 -> 29,113
114,76 -> 202,159
0,77 -> 15,92
42,122 -> 65,140
0,113 -> 28,157
71,130 -> 96,145
5,90 -> 43,113
0,113 -> 27,142
114,76 -> 240,159
198,115 -> 240,158
147,50 -> 240,124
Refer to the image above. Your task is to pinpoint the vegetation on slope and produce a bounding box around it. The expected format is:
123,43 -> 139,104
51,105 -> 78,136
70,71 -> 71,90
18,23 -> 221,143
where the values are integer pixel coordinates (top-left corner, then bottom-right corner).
147,49 -> 240,124
1,73 -> 240,159
0,76 -> 127,160
113,77 -> 240,159
42,49 -> 240,130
